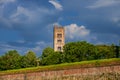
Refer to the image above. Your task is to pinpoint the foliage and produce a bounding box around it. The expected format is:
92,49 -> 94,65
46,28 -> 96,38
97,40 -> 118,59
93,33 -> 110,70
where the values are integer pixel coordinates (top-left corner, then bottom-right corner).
63,41 -> 98,62
41,47 -> 54,58
0,41 -> 120,71
21,50 -> 37,68
0,50 -> 37,71
0,58 -> 120,76
96,44 -> 116,59
41,47 -> 62,65
0,50 -> 21,70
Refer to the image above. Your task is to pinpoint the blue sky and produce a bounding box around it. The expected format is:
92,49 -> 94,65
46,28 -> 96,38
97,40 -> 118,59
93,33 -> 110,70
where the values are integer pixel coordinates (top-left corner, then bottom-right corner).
0,0 -> 120,56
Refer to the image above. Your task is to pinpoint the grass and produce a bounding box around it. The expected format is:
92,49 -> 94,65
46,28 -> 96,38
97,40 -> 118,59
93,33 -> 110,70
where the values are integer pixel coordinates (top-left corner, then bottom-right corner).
0,58 -> 120,76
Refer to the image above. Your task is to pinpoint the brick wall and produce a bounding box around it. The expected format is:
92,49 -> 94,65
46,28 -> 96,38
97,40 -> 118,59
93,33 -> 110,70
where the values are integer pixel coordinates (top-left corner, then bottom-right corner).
0,65 -> 120,80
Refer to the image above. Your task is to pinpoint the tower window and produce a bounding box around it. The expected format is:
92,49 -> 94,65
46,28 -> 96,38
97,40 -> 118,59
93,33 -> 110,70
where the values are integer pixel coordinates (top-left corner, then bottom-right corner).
57,34 -> 62,38
57,39 -> 62,43
57,47 -> 62,51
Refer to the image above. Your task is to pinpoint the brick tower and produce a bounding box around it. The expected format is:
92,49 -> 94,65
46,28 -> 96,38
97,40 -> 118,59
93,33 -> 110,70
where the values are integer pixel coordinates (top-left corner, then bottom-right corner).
53,25 -> 65,52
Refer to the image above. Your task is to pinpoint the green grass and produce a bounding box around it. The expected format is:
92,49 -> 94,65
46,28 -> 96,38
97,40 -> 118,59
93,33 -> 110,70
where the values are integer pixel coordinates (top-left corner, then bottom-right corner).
0,58 -> 120,76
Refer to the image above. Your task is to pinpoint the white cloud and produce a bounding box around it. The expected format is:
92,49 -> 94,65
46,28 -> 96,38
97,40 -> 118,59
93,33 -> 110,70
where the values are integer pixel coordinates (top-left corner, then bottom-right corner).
112,17 -> 120,23
0,41 -> 50,55
36,41 -> 45,45
0,42 -> 26,54
53,22 -> 61,26
0,0 -> 16,11
65,24 -> 90,39
111,16 -> 120,27
0,0 -> 16,4
87,0 -> 120,9
10,6 -> 54,24
10,6 -> 30,22
0,0 -> 16,9
11,6 -> 37,22
32,46 -> 42,53
49,0 -> 63,10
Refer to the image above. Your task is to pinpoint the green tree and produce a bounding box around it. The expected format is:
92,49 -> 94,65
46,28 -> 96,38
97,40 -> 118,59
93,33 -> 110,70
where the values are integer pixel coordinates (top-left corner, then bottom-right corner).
0,50 -> 21,70
21,50 -> 37,68
41,52 -> 62,65
119,40 -> 120,57
63,41 -> 97,62
41,47 -> 54,58
0,56 -> 5,70
96,45 -> 116,59
41,47 -> 62,65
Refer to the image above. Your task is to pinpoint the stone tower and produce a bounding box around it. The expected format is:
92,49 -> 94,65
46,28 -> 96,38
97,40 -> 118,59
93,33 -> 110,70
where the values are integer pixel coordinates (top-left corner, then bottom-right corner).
53,25 -> 65,52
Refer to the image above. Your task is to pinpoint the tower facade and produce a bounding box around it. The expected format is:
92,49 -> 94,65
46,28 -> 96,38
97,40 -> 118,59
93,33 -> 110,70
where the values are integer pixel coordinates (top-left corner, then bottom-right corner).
53,25 -> 65,52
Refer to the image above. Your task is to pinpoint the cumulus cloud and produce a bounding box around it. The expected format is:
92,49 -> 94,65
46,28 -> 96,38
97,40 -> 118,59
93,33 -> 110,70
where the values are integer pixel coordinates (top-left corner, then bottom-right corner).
87,0 -> 120,9
65,24 -> 90,39
49,0 -> 63,10
10,6 -> 55,23
10,6 -> 53,23
6,6 -> 58,42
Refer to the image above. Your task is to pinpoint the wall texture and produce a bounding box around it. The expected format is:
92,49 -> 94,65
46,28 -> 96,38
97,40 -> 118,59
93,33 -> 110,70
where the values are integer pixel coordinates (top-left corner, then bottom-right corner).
0,65 -> 120,80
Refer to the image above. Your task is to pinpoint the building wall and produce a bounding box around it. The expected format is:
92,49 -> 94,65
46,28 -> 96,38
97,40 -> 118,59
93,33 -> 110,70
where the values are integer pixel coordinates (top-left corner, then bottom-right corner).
0,65 -> 120,80
53,25 -> 65,52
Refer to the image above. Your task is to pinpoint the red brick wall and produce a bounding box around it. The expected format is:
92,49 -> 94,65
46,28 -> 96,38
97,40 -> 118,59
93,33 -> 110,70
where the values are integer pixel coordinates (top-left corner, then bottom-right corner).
0,65 -> 120,80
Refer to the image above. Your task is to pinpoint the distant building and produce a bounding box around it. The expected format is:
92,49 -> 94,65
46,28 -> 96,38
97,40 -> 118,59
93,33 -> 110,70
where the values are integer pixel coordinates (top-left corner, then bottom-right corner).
53,25 -> 65,52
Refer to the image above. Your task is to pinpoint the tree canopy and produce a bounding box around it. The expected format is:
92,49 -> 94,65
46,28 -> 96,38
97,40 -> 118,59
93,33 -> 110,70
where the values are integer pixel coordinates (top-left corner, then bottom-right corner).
0,41 -> 119,70
0,50 -> 37,71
